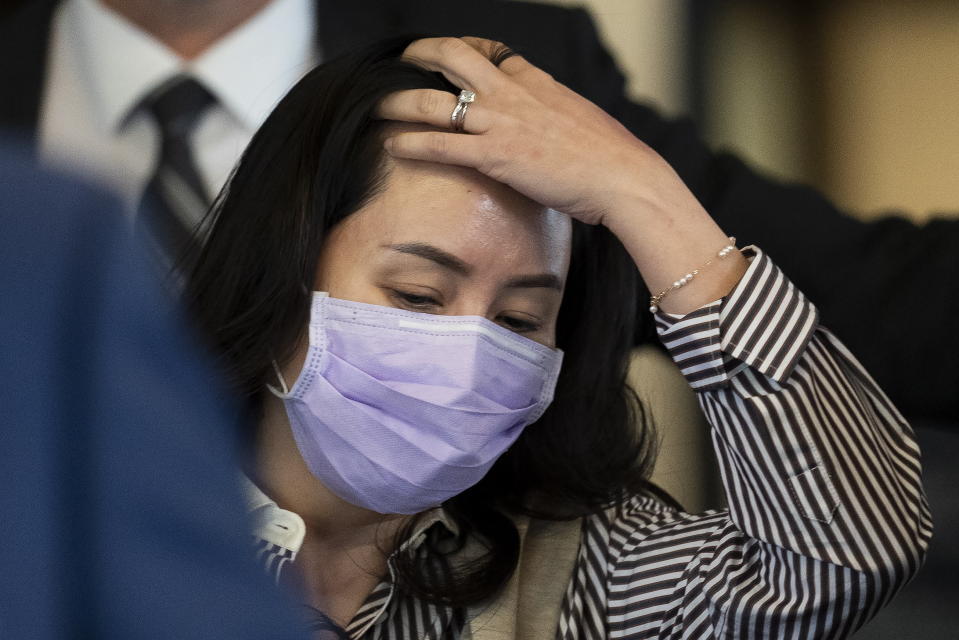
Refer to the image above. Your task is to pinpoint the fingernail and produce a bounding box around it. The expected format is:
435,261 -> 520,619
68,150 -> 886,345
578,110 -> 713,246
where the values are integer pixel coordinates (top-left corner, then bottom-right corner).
383,137 -> 394,153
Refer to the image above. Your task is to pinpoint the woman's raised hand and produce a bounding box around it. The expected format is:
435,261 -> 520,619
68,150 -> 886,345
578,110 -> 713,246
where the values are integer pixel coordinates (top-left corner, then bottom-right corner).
377,37 -> 747,315
375,36 -> 683,228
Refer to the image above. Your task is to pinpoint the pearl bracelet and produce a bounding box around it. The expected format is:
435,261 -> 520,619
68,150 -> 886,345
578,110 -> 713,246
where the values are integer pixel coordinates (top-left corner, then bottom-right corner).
649,237 -> 738,313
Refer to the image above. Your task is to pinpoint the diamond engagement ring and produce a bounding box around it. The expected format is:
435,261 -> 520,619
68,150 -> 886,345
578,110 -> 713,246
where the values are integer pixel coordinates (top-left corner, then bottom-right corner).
450,90 -> 475,132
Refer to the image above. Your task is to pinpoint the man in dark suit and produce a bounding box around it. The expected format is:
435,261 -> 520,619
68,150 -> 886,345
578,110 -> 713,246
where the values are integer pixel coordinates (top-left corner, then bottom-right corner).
0,144 -> 308,638
1,0 -> 957,423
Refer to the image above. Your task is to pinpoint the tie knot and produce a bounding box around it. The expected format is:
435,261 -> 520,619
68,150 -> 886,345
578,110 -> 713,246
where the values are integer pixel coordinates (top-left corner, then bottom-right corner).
142,76 -> 216,138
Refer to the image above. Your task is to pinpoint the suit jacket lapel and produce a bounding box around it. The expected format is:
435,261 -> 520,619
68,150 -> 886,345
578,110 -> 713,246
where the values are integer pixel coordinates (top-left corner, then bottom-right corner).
315,0 -> 410,61
0,0 -> 59,138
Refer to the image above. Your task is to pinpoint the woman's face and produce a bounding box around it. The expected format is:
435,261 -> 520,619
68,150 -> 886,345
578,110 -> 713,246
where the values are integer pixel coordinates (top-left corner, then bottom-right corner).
313,153 -> 573,348
258,145 -> 571,527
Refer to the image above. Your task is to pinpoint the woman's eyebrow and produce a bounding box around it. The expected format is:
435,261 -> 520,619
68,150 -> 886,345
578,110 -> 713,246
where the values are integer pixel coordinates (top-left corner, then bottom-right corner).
383,242 -> 563,291
383,242 -> 472,275
503,274 -> 563,291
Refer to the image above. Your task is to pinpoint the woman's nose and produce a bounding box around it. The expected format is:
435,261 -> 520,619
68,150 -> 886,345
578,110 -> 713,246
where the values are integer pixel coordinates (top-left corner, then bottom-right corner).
444,297 -> 495,320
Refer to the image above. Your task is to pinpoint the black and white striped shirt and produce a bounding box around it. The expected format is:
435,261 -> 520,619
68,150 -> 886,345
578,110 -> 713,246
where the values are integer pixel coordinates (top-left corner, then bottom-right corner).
251,247 -> 932,639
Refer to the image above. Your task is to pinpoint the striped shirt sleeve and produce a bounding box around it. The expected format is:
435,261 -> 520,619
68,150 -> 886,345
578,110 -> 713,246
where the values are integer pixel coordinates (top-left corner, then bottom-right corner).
601,247 -> 932,638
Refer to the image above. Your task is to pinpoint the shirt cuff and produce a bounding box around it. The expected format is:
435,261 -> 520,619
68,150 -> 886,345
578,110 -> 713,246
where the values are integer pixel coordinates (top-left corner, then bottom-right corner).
653,246 -> 820,391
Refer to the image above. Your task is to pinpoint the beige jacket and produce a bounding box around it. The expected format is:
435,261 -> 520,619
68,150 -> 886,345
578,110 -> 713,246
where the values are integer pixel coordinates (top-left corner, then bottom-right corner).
466,515 -> 582,640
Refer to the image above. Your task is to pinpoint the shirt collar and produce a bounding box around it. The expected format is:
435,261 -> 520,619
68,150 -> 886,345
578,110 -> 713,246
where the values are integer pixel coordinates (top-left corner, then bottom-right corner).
242,476 -> 460,559
244,478 -> 463,639
71,0 -> 179,132
189,0 -> 317,130
70,0 -> 317,133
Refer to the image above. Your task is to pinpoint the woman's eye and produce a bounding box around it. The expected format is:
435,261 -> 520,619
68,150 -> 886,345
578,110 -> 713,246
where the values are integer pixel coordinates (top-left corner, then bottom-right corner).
499,316 -> 541,333
392,290 -> 440,309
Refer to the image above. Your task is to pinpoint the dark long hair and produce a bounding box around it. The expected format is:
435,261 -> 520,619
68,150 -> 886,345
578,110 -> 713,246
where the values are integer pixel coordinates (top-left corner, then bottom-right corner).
185,35 -> 662,609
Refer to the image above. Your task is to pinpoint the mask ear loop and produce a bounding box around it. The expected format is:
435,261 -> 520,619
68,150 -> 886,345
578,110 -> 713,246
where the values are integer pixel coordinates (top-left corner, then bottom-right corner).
265,359 -> 291,397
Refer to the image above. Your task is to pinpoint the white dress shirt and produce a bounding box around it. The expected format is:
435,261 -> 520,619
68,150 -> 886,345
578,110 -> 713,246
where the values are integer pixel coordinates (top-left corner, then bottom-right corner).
38,0 -> 319,213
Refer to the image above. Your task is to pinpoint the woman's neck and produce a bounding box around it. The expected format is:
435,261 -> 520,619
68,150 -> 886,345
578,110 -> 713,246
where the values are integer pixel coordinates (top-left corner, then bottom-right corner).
292,527 -> 395,629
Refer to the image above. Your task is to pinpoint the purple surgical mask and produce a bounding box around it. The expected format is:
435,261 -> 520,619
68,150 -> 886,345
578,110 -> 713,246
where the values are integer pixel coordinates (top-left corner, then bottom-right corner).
268,292 -> 564,515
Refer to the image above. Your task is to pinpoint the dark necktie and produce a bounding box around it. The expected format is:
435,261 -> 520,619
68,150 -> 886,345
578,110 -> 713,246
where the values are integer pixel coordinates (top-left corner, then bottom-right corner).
138,75 -> 216,264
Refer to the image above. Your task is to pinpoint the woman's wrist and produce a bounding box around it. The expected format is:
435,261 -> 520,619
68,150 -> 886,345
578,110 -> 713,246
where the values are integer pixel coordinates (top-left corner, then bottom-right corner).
601,182 -> 749,315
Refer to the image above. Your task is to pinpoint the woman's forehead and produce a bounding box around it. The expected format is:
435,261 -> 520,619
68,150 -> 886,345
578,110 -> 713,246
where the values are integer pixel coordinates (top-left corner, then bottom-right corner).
347,158 -> 572,276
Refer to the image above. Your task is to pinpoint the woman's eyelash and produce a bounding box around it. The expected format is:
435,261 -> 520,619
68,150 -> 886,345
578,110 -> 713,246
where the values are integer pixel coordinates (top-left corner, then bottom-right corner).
499,316 -> 540,332
392,290 -> 440,307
